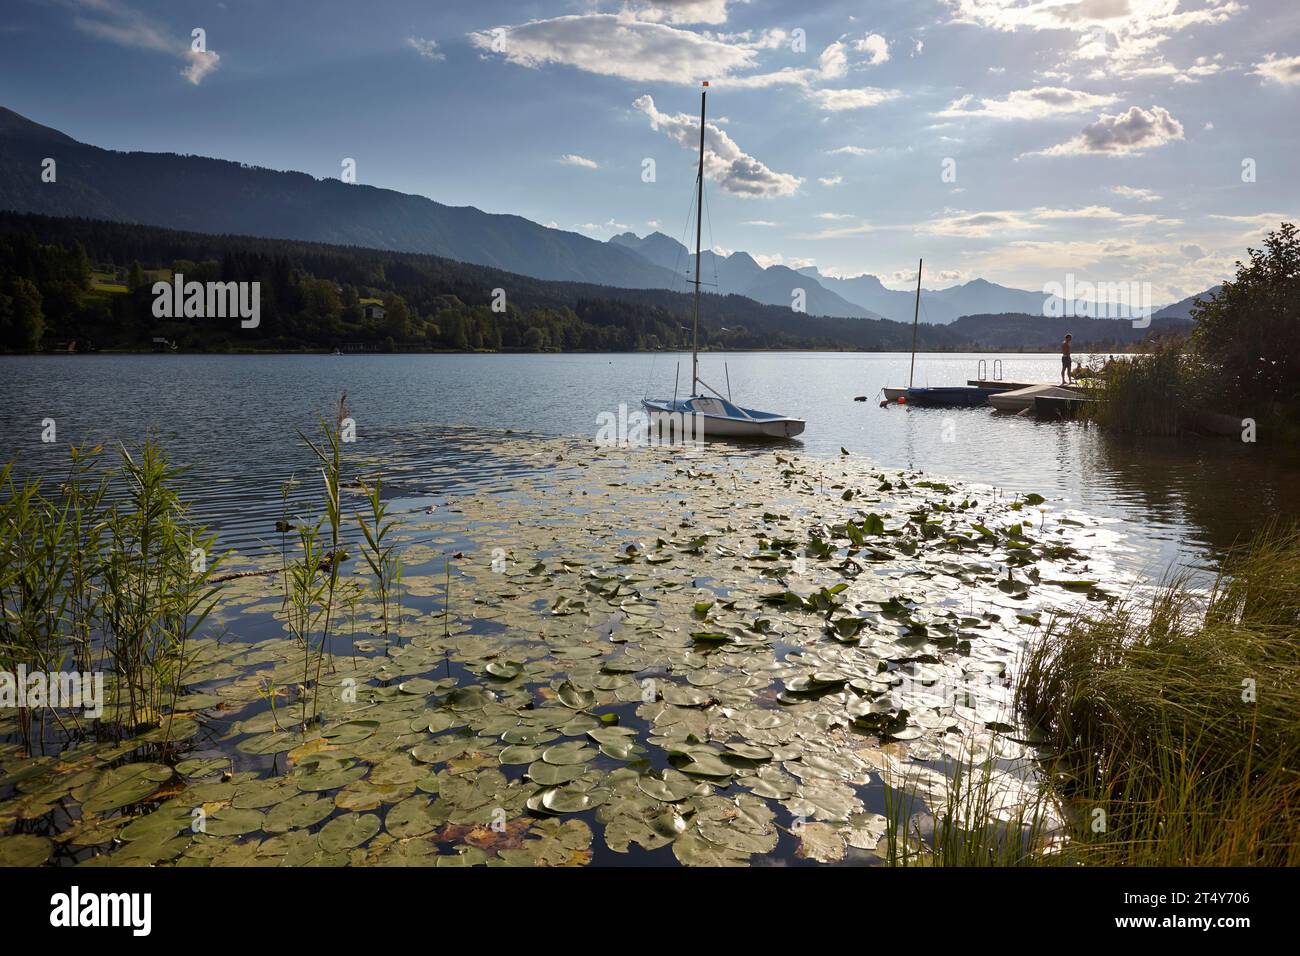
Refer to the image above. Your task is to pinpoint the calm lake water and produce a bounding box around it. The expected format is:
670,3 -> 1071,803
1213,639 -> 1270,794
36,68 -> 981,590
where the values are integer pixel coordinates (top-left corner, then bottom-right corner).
3,351 -> 1297,579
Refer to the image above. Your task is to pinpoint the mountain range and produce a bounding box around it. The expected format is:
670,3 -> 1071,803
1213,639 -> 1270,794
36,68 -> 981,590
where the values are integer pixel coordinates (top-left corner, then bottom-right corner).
0,106 -> 1216,324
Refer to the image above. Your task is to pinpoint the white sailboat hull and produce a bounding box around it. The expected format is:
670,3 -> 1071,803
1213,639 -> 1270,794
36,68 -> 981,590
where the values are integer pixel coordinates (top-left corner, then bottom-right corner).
641,398 -> 805,440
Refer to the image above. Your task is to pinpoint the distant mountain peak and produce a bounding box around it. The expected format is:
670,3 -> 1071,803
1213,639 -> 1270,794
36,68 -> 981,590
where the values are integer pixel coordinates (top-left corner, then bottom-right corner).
0,107 -> 78,146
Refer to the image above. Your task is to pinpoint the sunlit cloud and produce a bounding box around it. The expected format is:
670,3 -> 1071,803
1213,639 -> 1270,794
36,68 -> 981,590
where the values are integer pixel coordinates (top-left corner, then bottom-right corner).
633,94 -> 803,197
1027,105 -> 1185,157
1254,53 -> 1300,86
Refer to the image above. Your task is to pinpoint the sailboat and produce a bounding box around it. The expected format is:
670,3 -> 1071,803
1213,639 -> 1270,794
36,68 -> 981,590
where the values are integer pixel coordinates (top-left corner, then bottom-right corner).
881,259 -> 923,404
641,82 -> 805,441
881,259 -> 998,408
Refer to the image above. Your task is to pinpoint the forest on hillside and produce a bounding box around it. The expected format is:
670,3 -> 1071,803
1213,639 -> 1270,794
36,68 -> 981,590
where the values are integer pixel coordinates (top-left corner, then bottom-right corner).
0,212 -> 1185,354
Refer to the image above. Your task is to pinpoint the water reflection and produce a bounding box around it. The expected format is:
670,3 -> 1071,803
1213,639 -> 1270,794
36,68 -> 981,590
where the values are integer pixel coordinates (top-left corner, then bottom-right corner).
2,352 -> 1297,579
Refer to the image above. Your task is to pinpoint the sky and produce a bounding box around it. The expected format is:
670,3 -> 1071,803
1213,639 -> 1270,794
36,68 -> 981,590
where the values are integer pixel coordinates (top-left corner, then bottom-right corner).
2,0 -> 1298,300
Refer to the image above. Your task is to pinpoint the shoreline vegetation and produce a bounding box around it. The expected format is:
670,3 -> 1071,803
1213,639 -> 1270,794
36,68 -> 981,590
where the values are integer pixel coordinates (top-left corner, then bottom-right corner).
1083,223 -> 1299,445
3,412 -> 1295,866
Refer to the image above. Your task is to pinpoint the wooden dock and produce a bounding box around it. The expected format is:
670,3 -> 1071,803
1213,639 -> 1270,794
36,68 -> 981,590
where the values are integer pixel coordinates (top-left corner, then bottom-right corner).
967,380 -> 1092,394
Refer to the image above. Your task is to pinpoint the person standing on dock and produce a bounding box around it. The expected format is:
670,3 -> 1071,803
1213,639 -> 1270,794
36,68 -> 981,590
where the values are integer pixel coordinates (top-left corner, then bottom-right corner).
1061,333 -> 1073,385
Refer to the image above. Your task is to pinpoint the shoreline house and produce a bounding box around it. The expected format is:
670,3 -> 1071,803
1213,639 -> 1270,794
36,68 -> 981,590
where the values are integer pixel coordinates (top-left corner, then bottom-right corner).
362,303 -> 386,322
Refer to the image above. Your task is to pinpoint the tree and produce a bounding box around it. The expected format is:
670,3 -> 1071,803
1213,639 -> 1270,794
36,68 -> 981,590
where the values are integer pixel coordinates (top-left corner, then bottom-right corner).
0,277 -> 45,350
1191,222 -> 1300,413
383,293 -> 412,340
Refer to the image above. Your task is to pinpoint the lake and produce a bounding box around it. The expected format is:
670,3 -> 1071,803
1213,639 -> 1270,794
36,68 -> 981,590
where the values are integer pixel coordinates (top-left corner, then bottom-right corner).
3,351 -> 1294,581
3,349 -> 1297,868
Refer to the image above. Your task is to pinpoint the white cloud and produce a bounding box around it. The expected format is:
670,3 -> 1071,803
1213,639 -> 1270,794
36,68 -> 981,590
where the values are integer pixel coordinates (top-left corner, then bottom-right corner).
70,0 -> 173,52
559,153 -> 599,169
406,37 -> 445,61
743,219 -> 779,226
827,145 -> 874,156
818,41 -> 849,79
628,0 -> 737,26
1029,105 -> 1184,157
793,220 -> 881,240
469,15 -> 759,85
812,87 -> 900,111
1111,185 -> 1162,202
1255,53 -> 1300,86
576,218 -> 630,232
935,86 -> 1117,120
1032,205 -> 1127,220
817,212 -> 853,220
818,175 -> 844,187
181,48 -> 220,85
67,0 -> 221,85
1207,213 -> 1299,229
854,33 -> 890,65
944,0 -> 1243,80
633,94 -> 803,197
922,210 -> 1041,238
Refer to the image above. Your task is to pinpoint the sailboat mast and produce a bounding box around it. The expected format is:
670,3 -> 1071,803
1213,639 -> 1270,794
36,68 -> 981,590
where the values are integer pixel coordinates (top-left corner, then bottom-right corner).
692,82 -> 707,396
908,258 -> 922,390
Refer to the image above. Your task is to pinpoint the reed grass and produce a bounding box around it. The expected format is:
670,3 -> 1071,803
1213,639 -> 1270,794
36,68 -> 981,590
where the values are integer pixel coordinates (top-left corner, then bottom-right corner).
1080,343 -> 1189,435
881,744 -> 1056,867
0,442 -> 220,750
1015,523 -> 1300,866
356,477 -> 402,640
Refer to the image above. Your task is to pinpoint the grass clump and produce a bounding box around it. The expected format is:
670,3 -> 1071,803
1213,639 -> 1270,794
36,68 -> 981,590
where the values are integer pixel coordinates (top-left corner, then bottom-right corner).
881,742 -> 1057,867
1015,523 -> 1300,865
1080,340 -> 1190,436
0,442 -> 220,750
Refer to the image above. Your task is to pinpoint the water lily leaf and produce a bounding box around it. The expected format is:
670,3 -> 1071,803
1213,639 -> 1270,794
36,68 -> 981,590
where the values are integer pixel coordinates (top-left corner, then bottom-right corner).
598,739 -> 647,761
232,779 -> 298,809
398,678 -> 440,695
0,834 -> 52,866
796,821 -> 846,862
204,807 -> 266,837
535,787 -> 610,814
637,774 -> 699,802
295,764 -> 368,793
318,813 -> 381,853
499,745 -> 544,765
175,758 -> 228,778
78,762 -> 172,814
321,719 -> 380,744
662,684 -> 712,707
723,743 -> 773,761
672,829 -> 751,867
586,727 -> 636,747
385,795 -> 441,839
120,804 -> 192,842
674,752 -> 733,780
485,660 -> 523,680
264,794 -> 334,833
541,741 -> 595,766
555,680 -> 595,710
526,761 -> 586,786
